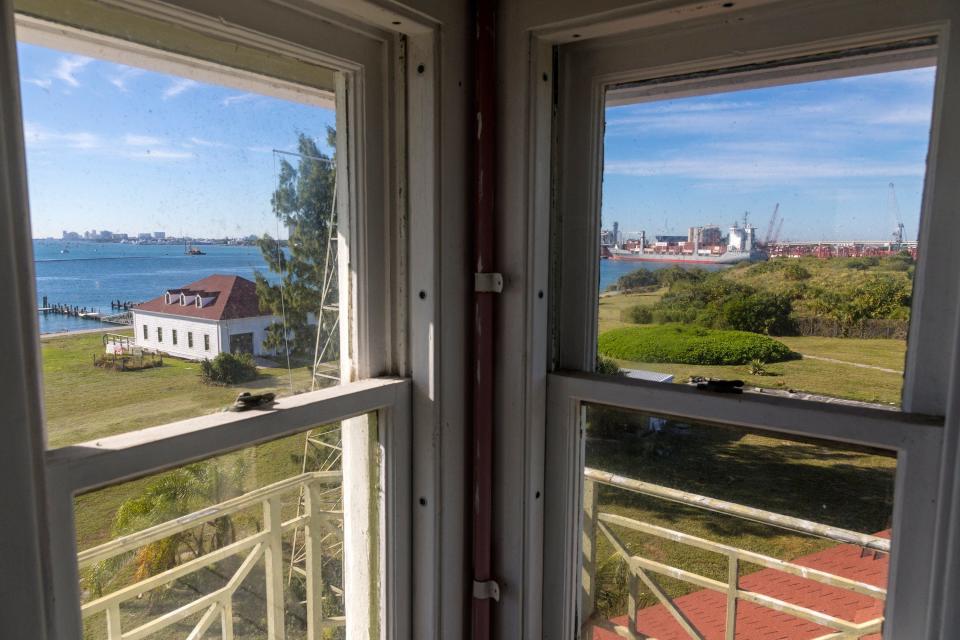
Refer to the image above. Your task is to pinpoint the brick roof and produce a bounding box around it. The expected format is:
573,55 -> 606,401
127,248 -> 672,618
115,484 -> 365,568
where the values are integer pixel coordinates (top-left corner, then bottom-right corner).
591,530 -> 890,640
135,274 -> 266,321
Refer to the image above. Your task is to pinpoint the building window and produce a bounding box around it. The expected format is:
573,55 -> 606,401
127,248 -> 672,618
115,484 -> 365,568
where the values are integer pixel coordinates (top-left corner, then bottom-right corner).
204,334 -> 210,351
142,324 -> 148,340
172,329 -> 178,345
188,332 -> 194,348
157,327 -> 163,343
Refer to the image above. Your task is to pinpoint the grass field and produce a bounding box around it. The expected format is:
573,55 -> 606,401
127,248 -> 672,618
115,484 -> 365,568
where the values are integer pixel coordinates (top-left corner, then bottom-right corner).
599,291 -> 907,406
42,329 -> 315,448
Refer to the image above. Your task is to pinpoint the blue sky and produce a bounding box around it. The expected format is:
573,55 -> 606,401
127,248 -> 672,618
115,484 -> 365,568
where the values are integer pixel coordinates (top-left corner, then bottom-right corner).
17,42 -> 335,239
602,67 -> 937,242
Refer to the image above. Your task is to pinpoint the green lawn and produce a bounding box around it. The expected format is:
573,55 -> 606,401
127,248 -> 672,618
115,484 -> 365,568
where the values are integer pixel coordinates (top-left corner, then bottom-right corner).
42,329 -> 314,448
599,291 -> 907,406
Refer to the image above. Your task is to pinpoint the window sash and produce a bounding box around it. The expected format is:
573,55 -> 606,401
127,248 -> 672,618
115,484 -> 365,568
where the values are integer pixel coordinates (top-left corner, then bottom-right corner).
538,4 -> 960,639
0,2 -> 422,638
543,372 -> 944,639
45,376 -> 411,639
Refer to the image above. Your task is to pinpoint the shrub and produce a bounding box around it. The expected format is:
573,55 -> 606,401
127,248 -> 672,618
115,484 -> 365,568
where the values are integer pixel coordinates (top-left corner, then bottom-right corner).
717,292 -> 794,335
845,257 -> 880,270
781,262 -> 811,281
597,324 -> 794,365
612,268 -> 659,292
200,352 -> 258,385
623,305 -> 654,324
595,355 -> 623,376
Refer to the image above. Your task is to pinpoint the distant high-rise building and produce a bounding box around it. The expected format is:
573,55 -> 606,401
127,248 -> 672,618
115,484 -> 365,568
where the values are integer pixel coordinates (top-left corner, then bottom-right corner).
153,231 -> 166,239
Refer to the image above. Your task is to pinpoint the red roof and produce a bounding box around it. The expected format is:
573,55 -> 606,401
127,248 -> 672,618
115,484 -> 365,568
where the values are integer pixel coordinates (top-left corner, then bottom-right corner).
135,275 -> 266,321
591,531 -> 890,640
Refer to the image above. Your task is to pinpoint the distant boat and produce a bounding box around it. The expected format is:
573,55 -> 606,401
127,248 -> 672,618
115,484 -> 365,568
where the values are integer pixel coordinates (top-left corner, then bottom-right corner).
184,241 -> 206,256
60,248 -> 69,254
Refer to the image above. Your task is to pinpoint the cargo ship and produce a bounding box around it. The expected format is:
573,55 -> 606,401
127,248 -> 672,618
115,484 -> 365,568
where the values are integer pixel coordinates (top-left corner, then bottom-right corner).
602,222 -> 767,265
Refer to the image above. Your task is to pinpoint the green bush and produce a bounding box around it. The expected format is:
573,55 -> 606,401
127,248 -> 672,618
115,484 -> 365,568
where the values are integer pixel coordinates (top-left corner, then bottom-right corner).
598,324 -> 794,365
845,257 -> 880,270
623,305 -> 654,324
595,355 -> 623,376
781,262 -> 811,281
718,292 -> 795,335
200,352 -> 258,385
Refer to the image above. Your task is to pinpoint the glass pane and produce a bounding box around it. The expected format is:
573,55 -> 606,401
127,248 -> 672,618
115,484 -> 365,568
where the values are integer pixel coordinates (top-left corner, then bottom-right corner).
17,35 -> 345,447
581,403 -> 895,639
599,61 -> 937,410
75,417 -> 371,640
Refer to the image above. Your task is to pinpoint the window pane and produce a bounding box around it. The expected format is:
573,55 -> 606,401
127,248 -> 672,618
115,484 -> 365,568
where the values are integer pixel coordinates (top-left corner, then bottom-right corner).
75,417 -> 368,640
19,35 -> 345,448
580,403 -> 895,639
598,62 -> 936,410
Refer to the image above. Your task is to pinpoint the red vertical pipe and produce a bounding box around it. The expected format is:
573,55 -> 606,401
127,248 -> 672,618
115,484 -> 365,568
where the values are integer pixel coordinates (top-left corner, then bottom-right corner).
472,0 -> 496,638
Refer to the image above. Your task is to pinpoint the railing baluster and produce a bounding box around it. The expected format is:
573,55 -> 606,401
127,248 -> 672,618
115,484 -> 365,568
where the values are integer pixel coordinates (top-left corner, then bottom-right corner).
221,597 -> 234,640
106,602 -> 122,640
726,554 -> 738,640
305,479 -> 327,639
582,478 -> 599,624
264,496 -> 287,640
627,569 -> 640,640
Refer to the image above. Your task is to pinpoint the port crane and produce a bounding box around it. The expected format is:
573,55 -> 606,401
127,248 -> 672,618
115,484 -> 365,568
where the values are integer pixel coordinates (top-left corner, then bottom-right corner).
888,182 -> 905,250
763,203 -> 782,246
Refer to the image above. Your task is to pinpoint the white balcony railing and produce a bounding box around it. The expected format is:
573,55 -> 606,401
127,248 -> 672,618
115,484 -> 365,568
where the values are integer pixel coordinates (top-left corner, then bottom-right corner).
78,470 -> 345,640
582,467 -> 888,640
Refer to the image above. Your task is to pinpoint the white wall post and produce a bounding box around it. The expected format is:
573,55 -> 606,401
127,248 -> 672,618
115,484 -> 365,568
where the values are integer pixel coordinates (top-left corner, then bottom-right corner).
264,496 -> 287,640
342,413 -> 379,639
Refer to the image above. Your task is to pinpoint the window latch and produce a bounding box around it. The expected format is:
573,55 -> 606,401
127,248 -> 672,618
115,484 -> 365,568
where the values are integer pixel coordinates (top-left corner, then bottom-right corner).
474,272 -> 504,293
472,579 -> 501,602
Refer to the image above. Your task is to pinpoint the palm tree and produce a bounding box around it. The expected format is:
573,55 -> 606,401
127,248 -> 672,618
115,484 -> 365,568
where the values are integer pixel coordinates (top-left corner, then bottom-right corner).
87,458 -> 249,601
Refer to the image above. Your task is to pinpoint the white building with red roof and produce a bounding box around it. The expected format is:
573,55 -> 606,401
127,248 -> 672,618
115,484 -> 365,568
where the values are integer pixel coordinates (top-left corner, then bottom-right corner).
131,274 -> 278,359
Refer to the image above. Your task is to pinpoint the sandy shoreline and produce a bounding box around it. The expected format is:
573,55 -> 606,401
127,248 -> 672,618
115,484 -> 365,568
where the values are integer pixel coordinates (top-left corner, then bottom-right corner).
40,326 -> 127,340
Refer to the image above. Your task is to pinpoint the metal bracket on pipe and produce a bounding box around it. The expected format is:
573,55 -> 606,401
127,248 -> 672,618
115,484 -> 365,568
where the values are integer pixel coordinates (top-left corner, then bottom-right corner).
474,272 -> 504,293
473,579 -> 501,602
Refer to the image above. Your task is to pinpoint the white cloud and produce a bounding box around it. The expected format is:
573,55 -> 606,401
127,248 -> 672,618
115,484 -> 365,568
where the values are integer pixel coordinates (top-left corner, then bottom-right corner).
162,78 -> 199,99
25,78 -> 52,90
107,66 -> 146,91
129,149 -> 194,160
23,122 -> 101,150
23,122 -> 192,161
604,157 -> 926,181
221,92 -> 258,106
124,134 -> 164,146
246,145 -> 275,154
188,136 -> 229,148
867,105 -> 933,126
52,55 -> 93,87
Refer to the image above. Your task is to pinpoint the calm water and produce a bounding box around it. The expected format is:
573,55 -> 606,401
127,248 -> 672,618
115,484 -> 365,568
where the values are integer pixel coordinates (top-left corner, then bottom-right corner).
34,240 -> 279,334
34,241 -> 718,334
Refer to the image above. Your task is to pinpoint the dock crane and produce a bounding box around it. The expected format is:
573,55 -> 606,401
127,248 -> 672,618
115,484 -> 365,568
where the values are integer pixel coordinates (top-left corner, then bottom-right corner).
763,202 -> 781,246
888,182 -> 905,250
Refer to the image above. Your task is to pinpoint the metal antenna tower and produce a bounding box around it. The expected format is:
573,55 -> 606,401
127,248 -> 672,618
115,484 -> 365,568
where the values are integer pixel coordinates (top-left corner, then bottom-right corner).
271,148 -> 345,617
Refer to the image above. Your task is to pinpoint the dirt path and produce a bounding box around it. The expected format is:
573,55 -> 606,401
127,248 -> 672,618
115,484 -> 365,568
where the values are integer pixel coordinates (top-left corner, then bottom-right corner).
799,353 -> 902,374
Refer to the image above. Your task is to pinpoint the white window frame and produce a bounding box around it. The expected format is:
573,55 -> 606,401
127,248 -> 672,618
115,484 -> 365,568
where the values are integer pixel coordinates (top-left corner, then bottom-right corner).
0,1 -> 444,639
529,2 -> 960,639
